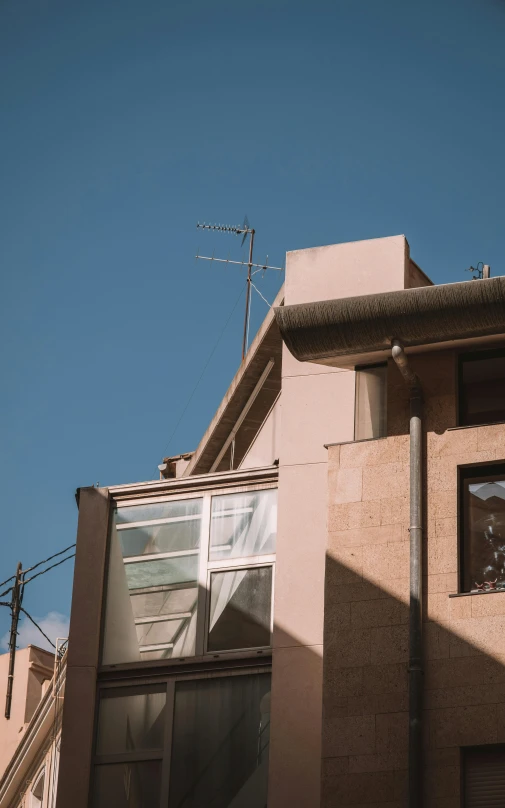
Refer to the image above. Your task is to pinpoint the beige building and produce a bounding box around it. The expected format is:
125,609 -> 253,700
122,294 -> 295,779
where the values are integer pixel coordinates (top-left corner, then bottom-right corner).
0,646 -> 64,808
2,234 -> 505,807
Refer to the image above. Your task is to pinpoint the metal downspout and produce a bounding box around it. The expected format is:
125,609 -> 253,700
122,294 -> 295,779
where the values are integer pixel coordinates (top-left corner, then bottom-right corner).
391,339 -> 423,808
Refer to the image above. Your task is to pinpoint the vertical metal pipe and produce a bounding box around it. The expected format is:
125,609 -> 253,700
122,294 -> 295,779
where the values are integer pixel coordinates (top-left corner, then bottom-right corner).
392,340 -> 423,808
409,389 -> 423,808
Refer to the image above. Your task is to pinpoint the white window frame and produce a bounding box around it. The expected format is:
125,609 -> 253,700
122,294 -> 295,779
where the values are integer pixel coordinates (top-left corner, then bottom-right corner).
109,482 -> 277,665
29,767 -> 46,808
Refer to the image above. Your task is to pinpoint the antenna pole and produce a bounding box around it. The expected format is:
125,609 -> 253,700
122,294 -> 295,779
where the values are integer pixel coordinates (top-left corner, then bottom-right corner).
242,229 -> 255,360
5,562 -> 22,719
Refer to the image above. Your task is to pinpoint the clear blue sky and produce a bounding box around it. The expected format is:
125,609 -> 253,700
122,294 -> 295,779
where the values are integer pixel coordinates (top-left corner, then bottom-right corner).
1,0 -> 504,646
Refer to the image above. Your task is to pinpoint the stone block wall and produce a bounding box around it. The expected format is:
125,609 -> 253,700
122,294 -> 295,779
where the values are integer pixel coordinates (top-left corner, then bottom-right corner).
323,349 -> 505,807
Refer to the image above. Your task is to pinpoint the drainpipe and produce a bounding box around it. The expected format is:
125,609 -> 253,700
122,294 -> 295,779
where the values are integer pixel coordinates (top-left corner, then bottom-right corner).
391,339 -> 423,808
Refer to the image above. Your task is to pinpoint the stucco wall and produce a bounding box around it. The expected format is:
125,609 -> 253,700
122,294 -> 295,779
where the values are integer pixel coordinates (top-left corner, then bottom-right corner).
268,236 -> 415,808
323,348 -> 505,807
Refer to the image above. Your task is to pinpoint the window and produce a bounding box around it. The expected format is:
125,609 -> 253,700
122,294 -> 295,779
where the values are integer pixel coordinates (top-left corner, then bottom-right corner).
102,487 -> 277,665
354,364 -> 387,441
463,745 -> 505,807
93,673 -> 271,808
459,348 -> 505,427
461,464 -> 505,593
30,769 -> 45,807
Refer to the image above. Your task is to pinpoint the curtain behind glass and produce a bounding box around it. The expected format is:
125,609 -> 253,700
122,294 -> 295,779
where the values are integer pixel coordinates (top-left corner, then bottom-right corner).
168,674 -> 271,808
210,490 -> 277,561
354,366 -> 387,441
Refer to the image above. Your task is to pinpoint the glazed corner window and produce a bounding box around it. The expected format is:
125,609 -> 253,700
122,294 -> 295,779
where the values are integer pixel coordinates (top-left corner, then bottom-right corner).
461,465 -> 505,593
459,348 -> 505,426
354,364 -> 387,441
463,745 -> 505,806
102,488 -> 277,665
92,674 -> 271,808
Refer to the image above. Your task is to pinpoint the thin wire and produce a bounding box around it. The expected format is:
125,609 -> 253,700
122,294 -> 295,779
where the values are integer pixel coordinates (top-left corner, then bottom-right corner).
19,606 -> 56,649
161,282 -> 246,462
250,281 -> 272,309
22,554 -> 76,585
22,543 -> 76,576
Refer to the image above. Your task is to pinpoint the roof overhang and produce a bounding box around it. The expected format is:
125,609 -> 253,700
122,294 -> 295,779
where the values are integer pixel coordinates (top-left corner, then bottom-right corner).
274,276 -> 505,367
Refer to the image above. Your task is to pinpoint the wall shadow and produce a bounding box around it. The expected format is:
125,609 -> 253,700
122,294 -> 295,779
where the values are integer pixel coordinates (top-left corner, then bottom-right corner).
321,551 -> 505,808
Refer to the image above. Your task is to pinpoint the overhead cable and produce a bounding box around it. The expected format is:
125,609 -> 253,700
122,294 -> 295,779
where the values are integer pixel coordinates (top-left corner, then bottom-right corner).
22,553 -> 76,585
22,543 -> 76,576
19,607 -> 56,649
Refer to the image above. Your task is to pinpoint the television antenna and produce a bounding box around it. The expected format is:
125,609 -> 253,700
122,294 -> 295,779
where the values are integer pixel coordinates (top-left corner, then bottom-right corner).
196,217 -> 284,360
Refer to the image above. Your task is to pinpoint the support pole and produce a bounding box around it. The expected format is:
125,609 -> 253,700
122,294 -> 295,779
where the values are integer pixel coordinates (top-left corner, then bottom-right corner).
5,562 -> 22,720
392,340 -> 423,808
242,229 -> 255,360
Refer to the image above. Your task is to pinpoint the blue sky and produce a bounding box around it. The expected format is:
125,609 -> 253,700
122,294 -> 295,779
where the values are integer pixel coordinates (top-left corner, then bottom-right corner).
1,0 -> 504,648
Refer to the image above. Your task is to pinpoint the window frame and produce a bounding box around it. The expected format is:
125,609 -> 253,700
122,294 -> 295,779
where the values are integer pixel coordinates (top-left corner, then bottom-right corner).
462,743 -> 505,807
92,665 -> 272,808
457,346 -> 505,428
354,362 -> 388,442
100,482 -> 277,670
29,767 -> 46,808
459,461 -> 505,593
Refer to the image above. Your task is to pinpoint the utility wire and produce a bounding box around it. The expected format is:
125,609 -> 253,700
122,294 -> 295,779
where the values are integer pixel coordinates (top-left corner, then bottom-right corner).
19,607 -> 56,649
22,554 -> 76,585
22,543 -> 76,576
161,282 -> 246,462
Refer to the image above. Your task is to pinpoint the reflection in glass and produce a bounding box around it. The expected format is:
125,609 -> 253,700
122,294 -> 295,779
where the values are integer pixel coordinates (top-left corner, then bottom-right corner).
464,471 -> 505,592
96,686 -> 166,755
168,674 -> 271,808
208,567 -> 272,652
210,490 -> 277,561
92,761 -> 161,808
102,499 -> 202,665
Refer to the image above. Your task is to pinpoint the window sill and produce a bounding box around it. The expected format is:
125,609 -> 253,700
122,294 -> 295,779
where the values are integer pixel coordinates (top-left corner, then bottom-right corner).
449,589 -> 505,598
448,420 -> 505,432
324,436 -> 387,449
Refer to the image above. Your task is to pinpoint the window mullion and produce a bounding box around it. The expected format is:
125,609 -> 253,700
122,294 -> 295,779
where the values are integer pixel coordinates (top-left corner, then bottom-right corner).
160,679 -> 175,808
195,495 -> 211,657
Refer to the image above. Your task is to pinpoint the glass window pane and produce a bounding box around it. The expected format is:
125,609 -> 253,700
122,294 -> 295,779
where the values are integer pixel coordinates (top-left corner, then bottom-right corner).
208,567 -> 272,652
125,556 -> 198,589
102,499 -> 202,665
92,761 -> 161,808
460,351 -> 505,426
354,365 -> 387,441
210,489 -> 277,561
117,499 -> 202,525
168,674 -> 271,808
96,686 -> 166,755
464,471 -> 505,592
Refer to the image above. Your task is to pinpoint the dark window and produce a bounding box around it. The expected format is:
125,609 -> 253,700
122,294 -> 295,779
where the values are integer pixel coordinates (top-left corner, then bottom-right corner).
207,567 -> 273,652
464,745 -> 505,807
459,349 -> 505,427
168,673 -> 271,808
93,674 -> 271,808
461,465 -> 505,593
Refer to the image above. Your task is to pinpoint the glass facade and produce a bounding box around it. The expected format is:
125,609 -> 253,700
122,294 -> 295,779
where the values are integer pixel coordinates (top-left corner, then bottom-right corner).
93,674 -> 271,808
102,487 -> 277,665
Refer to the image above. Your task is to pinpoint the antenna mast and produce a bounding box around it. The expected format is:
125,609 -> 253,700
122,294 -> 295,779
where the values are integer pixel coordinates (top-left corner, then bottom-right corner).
196,219 -> 283,360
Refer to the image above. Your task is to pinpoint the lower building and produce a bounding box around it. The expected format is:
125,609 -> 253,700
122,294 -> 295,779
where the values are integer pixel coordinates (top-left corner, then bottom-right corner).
3,234 -> 505,807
